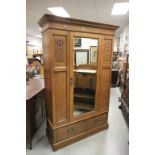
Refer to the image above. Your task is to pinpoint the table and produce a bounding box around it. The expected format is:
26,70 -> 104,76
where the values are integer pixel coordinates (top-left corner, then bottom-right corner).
26,78 -> 44,149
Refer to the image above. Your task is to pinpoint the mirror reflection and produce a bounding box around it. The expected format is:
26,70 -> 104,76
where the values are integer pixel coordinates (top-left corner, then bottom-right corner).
73,37 -> 98,116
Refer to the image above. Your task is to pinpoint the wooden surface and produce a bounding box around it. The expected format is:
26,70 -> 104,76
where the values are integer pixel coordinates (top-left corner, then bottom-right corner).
50,29 -> 70,127
39,14 -> 118,150
74,72 -> 96,90
26,97 -> 37,149
54,113 -> 107,143
38,14 -> 119,30
26,78 -> 44,100
38,15 -> 119,36
120,54 -> 129,126
47,113 -> 108,151
42,30 -> 53,123
95,35 -> 113,113
38,14 -> 119,31
69,32 -> 102,122
26,78 -> 45,149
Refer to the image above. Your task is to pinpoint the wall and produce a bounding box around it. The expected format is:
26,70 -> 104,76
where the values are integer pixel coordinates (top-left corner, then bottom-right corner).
74,38 -> 98,50
119,24 -> 129,53
114,37 -> 117,52
26,36 -> 42,58
114,24 -> 129,53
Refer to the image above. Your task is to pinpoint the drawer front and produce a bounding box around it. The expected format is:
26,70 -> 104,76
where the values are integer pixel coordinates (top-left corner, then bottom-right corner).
55,113 -> 108,143
55,121 -> 84,142
87,113 -> 107,130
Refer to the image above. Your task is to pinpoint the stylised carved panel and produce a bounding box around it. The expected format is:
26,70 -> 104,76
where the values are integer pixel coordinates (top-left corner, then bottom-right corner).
103,40 -> 112,63
55,39 -> 64,62
53,34 -> 67,66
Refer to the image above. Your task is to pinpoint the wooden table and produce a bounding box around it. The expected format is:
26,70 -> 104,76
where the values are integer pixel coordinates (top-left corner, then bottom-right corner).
26,78 -> 44,149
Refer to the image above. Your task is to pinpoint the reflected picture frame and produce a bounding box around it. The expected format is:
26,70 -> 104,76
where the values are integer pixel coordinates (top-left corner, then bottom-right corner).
74,49 -> 89,66
90,46 -> 98,63
74,37 -> 81,47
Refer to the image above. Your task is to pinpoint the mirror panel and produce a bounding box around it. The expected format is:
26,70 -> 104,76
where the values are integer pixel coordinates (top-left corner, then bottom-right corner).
73,37 -> 98,116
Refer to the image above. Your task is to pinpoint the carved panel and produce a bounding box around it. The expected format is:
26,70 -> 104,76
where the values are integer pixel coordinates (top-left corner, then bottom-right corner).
103,40 -> 112,63
53,35 -> 67,66
55,39 -> 64,62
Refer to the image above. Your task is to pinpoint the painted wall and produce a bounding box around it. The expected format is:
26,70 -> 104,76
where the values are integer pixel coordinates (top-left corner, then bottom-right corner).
119,24 -> 129,53
26,36 -> 42,58
114,24 -> 129,53
74,38 -> 98,50
114,37 -> 117,52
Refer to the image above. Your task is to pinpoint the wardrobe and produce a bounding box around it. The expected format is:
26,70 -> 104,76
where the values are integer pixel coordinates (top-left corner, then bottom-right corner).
38,14 -> 118,150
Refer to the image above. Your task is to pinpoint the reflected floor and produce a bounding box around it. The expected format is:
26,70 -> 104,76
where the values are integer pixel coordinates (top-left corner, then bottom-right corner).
73,109 -> 86,116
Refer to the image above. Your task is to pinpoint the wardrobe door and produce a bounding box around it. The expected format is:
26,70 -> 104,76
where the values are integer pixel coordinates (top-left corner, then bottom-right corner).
50,30 -> 70,127
69,32 -> 103,120
96,36 -> 113,113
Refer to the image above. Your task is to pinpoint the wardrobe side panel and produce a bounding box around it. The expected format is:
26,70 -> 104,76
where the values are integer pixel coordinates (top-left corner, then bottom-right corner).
96,36 -> 113,112
42,30 -> 53,123
50,30 -> 70,126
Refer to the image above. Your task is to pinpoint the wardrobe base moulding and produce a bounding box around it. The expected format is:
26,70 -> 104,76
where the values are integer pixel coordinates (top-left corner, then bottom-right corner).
46,114 -> 109,151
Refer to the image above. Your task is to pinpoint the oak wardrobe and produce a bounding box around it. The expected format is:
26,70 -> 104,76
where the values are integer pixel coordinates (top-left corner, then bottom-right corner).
38,14 -> 118,150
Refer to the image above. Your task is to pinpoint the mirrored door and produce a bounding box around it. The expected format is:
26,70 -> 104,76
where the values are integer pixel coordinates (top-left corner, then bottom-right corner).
72,37 -> 99,116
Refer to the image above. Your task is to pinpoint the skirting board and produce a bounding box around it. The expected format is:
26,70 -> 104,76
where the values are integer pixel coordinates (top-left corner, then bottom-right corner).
47,123 -> 109,151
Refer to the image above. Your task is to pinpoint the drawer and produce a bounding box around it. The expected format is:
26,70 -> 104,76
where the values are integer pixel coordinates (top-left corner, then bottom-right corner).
85,113 -> 107,131
55,113 -> 108,143
55,121 -> 85,142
